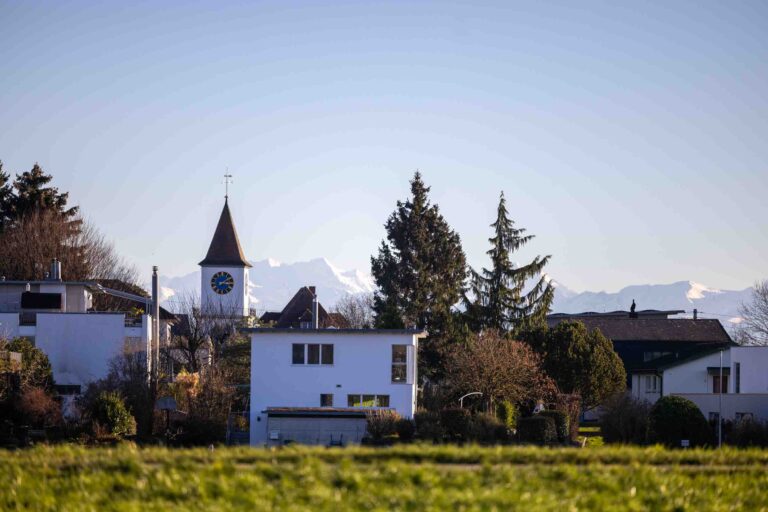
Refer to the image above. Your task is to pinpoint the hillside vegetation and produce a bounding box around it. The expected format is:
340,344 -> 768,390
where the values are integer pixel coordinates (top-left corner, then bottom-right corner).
2,444 -> 767,511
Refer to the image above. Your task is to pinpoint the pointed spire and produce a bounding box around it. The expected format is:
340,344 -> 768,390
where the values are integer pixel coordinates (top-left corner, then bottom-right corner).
199,200 -> 252,267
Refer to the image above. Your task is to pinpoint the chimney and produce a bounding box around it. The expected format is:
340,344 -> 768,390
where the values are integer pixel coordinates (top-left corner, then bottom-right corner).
693,308 -> 698,321
311,286 -> 319,329
48,258 -> 62,281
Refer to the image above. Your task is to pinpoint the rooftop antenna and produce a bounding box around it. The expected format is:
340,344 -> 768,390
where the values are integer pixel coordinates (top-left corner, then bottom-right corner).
223,170 -> 233,201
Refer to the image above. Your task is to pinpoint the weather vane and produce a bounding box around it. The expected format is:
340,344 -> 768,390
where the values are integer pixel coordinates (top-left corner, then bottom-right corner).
223,170 -> 233,200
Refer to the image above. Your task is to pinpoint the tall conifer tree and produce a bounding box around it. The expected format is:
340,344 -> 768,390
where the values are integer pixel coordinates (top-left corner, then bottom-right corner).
466,191 -> 554,332
371,172 -> 467,378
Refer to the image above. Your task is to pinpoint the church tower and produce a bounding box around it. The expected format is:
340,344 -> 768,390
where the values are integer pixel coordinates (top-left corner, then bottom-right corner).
199,198 -> 252,316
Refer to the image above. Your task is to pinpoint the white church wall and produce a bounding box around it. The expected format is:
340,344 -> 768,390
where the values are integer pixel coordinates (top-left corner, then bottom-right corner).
201,265 -> 249,316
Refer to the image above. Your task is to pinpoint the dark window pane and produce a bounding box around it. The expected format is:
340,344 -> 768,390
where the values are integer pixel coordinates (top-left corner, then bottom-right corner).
308,344 -> 320,364
377,395 -> 390,407
362,395 -> 376,407
321,394 -> 333,407
392,345 -> 407,363
392,364 -> 407,383
348,395 -> 360,407
292,344 -> 305,364
321,344 -> 334,365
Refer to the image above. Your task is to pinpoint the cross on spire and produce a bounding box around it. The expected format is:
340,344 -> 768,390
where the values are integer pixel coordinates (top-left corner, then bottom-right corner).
223,172 -> 233,200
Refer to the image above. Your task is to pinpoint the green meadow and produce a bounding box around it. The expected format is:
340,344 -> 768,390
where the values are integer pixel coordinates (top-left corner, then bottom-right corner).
2,444 -> 767,511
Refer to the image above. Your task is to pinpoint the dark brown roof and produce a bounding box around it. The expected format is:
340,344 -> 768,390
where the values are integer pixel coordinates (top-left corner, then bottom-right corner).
260,286 -> 349,329
199,200 -> 252,268
565,317 -> 732,343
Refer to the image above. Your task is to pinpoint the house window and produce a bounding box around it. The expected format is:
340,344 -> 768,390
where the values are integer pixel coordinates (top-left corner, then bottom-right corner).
713,375 -> 728,394
735,412 -> 753,422
292,344 -> 305,364
320,394 -> 333,407
292,343 -> 334,365
392,345 -> 408,383
308,344 -> 320,364
645,375 -> 659,393
709,412 -> 720,423
735,362 -> 741,394
321,344 -> 334,365
347,394 -> 390,408
300,321 -> 312,329
643,351 -> 672,362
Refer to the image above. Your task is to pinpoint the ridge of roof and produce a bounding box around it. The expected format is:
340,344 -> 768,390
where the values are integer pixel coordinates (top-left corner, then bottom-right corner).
199,199 -> 252,268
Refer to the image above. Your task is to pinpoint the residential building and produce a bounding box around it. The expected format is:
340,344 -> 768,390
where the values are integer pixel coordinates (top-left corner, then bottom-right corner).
260,286 -> 349,329
657,346 -> 768,422
0,260 -> 171,396
247,328 -> 424,446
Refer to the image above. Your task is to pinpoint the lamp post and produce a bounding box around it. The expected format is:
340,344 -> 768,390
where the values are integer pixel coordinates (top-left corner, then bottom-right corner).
718,349 -> 723,448
459,392 -> 483,409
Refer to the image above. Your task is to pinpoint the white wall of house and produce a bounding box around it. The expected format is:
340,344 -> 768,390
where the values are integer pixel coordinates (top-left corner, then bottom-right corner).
731,347 -> 768,393
663,351 -> 730,395
249,330 -> 419,445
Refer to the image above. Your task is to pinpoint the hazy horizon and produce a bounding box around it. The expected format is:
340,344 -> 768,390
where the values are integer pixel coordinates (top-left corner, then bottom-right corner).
2,1 -> 766,292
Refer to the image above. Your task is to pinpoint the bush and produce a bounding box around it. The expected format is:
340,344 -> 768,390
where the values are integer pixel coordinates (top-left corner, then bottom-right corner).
440,408 -> 472,441
729,418 -> 768,447
174,416 -> 226,446
556,393 -> 582,441
600,393 -> 651,444
470,413 -> 508,444
649,396 -> 712,448
89,391 -> 136,437
395,418 -> 416,442
538,410 -> 569,443
518,416 -> 557,445
365,410 -> 400,442
414,410 -> 444,443
495,400 -> 518,431
16,387 -> 62,428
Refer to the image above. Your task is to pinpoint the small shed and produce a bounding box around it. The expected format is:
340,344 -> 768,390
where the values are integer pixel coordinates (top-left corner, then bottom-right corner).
264,407 -> 369,446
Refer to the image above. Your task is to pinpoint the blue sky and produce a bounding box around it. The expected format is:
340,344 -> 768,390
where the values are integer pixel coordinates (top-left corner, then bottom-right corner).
1,1 -> 766,292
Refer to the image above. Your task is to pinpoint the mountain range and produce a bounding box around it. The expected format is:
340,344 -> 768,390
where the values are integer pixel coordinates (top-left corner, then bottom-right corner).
156,258 -> 753,329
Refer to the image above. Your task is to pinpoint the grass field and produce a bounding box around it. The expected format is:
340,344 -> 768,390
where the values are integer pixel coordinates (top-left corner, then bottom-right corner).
2,444 -> 768,511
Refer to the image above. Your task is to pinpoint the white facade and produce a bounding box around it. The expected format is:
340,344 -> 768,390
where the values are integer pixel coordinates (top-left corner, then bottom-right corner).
200,265 -> 250,317
629,346 -> 768,422
248,329 -> 422,446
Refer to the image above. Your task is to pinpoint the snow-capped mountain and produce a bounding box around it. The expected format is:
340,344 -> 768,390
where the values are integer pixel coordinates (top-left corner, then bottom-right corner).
157,258 -> 375,313
551,280 -> 753,328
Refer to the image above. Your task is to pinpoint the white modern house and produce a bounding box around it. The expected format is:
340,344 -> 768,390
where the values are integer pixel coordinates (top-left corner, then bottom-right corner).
247,327 -> 425,446
0,260 -> 169,395
649,346 -> 768,423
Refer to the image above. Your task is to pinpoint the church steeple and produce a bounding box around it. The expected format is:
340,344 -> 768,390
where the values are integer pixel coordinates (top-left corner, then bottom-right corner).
199,199 -> 252,268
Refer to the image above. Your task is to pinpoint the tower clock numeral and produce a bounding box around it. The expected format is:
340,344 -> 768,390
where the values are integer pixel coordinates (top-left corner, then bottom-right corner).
210,271 -> 235,295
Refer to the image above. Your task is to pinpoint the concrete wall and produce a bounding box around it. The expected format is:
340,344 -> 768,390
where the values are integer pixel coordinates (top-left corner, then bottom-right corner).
250,331 -> 418,445
663,351 -> 729,395
731,347 -> 768,393
671,393 -> 768,422
35,313 -> 133,386
200,265 -> 249,316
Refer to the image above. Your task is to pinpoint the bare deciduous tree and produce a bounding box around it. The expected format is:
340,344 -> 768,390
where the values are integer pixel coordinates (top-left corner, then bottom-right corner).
0,209 -> 138,284
332,293 -> 375,329
446,329 -> 557,413
737,280 -> 768,346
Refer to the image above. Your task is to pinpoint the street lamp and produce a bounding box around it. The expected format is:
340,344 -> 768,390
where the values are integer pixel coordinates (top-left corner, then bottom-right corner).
459,392 -> 483,409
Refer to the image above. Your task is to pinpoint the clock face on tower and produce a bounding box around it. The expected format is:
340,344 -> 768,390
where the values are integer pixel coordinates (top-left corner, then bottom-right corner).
210,271 -> 235,295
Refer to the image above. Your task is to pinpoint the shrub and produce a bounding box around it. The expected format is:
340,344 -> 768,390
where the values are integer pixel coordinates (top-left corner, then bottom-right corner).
174,416 -> 226,446
600,393 -> 651,444
538,410 -> 569,443
649,396 -> 712,448
729,418 -> 768,447
517,415 -> 557,445
89,391 -> 136,437
366,410 -> 400,442
556,393 -> 582,441
470,413 -> 508,444
440,408 -> 472,441
414,410 -> 444,443
395,418 -> 416,442
16,387 -> 62,428
495,400 -> 518,431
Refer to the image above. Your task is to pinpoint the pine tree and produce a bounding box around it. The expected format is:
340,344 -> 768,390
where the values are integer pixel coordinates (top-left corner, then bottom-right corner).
371,172 -> 467,378
0,161 -> 12,232
10,163 -> 78,220
467,191 -> 554,332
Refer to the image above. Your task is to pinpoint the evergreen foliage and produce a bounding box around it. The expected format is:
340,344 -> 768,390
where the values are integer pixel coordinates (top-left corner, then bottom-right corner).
536,321 -> 626,410
649,395 -> 713,448
0,162 -> 78,231
466,191 -> 554,333
371,172 -> 467,378
89,391 -> 137,437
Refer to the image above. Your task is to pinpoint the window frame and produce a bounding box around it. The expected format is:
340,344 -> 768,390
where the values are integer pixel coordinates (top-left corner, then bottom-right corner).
320,394 -> 334,407
391,344 -> 408,383
291,343 -> 334,366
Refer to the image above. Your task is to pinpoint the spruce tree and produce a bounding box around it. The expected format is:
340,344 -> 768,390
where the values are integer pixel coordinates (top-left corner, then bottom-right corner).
371,172 -> 467,378
10,163 -> 78,220
0,161 -> 12,232
467,191 -> 554,332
